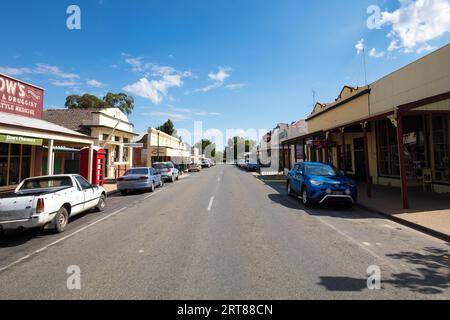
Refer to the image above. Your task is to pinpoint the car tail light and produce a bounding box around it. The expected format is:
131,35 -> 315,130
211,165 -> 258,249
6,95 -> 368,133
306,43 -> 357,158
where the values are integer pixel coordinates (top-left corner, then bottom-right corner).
36,199 -> 45,214
167,169 -> 172,173
140,176 -> 149,180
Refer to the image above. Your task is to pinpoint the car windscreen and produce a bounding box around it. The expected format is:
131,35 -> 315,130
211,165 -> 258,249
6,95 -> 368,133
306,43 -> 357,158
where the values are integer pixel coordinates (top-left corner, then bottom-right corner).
20,177 -> 73,190
153,163 -> 168,169
304,164 -> 339,176
125,169 -> 148,175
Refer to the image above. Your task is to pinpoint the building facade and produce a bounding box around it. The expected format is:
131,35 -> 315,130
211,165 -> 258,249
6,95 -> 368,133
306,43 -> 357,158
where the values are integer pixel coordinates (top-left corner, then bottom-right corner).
45,108 -> 138,179
281,44 -> 450,209
133,128 -> 191,169
0,74 -> 95,191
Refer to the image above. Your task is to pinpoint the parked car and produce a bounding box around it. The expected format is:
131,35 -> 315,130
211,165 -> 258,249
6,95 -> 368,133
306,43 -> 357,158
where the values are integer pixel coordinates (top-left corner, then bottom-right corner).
287,162 -> 357,207
189,163 -> 202,172
236,159 -> 247,168
117,167 -> 163,195
201,159 -> 211,168
153,162 -> 180,182
0,175 -> 106,234
247,160 -> 260,172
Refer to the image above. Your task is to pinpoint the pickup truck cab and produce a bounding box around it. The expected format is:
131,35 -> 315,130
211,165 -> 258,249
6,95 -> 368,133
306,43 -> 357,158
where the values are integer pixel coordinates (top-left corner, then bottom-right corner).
0,174 -> 107,234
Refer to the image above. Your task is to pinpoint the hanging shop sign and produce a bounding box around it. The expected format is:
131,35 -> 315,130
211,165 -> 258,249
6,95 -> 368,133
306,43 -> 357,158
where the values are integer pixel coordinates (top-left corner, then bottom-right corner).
0,74 -> 44,119
403,132 -> 417,145
0,134 -> 43,146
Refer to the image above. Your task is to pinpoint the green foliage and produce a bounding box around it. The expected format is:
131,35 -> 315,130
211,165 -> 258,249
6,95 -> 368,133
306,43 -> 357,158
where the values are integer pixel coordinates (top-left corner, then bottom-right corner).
157,119 -> 177,137
65,92 -> 135,115
227,136 -> 257,160
195,139 -> 216,157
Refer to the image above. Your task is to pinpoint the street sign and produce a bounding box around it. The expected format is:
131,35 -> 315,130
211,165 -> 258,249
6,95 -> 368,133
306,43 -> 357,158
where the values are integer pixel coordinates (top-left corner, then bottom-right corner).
123,143 -> 144,148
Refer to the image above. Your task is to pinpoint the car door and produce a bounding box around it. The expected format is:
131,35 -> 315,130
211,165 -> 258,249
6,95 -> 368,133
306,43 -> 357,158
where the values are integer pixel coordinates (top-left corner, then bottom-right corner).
150,168 -> 160,186
74,175 -> 98,212
290,164 -> 301,193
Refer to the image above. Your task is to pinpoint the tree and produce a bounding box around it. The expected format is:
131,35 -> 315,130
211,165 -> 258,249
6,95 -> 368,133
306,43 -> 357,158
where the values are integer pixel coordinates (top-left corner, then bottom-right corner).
103,93 -> 135,115
195,139 -> 216,157
227,137 -> 257,160
65,94 -> 108,109
157,119 -> 177,137
65,92 -> 135,115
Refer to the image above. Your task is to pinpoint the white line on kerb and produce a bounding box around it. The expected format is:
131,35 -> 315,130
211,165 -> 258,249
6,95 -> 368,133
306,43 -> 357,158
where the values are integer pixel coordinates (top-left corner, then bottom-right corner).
0,207 -> 128,274
208,197 -> 214,211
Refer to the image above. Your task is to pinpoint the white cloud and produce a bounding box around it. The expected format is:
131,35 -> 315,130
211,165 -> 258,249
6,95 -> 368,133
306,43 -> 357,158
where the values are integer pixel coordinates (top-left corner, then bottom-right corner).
355,39 -> 366,55
0,66 -> 32,76
51,80 -> 81,87
380,0 -> 450,53
123,55 -> 191,104
123,75 -> 183,104
208,67 -> 231,82
369,48 -> 386,58
87,79 -> 107,88
173,108 -> 222,116
416,44 -> 438,53
141,111 -> 191,121
34,64 -> 79,79
225,83 -> 247,89
191,67 -> 236,93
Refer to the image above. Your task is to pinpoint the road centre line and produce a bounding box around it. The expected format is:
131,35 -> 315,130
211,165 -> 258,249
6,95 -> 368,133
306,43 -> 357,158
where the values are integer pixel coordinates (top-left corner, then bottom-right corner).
208,197 -> 214,211
0,207 -> 128,274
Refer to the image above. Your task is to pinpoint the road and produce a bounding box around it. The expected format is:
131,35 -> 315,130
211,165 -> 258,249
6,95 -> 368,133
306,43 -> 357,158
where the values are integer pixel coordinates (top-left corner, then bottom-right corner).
0,165 -> 449,299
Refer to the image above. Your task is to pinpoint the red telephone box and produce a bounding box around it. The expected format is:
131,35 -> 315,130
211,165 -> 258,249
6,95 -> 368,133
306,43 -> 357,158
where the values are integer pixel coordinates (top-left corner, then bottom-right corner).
80,147 -> 106,186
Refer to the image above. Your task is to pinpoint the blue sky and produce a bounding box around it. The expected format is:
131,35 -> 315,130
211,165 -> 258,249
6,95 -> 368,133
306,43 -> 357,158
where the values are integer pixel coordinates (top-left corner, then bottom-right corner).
1,0 -> 449,146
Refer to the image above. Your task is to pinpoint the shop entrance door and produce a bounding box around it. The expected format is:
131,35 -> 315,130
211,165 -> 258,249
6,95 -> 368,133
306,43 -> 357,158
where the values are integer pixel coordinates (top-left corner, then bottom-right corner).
354,138 -> 366,181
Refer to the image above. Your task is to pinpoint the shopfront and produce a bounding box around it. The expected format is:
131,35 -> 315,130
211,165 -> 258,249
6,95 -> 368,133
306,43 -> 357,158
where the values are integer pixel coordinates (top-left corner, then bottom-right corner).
0,73 -> 95,191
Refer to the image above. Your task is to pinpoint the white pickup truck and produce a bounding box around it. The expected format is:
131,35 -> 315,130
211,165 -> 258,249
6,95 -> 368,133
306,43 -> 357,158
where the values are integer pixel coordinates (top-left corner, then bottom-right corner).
0,174 -> 107,234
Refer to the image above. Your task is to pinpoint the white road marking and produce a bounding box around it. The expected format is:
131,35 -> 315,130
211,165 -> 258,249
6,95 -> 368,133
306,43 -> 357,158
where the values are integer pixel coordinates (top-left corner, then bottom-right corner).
0,207 -> 128,274
208,197 -> 214,211
363,242 -> 372,247
315,216 -> 400,272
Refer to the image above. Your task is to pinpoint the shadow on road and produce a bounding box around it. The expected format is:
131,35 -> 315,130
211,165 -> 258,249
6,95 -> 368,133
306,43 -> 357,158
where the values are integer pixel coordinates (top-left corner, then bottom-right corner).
256,173 -> 450,296
385,247 -> 450,295
261,175 -> 383,220
317,277 -> 367,292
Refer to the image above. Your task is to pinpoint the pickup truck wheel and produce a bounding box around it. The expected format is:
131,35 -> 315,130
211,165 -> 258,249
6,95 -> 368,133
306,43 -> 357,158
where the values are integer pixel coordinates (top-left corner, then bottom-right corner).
95,194 -> 106,212
55,207 -> 69,233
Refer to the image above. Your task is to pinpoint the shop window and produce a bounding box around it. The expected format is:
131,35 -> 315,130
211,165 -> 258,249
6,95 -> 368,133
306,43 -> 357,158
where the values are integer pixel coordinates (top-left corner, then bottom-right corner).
0,155 -> 8,187
0,143 -> 33,186
377,120 -> 400,177
432,115 -> 450,182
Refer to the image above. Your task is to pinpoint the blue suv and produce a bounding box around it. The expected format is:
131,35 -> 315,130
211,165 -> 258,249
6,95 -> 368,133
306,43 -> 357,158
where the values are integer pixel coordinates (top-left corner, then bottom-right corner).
287,162 -> 357,207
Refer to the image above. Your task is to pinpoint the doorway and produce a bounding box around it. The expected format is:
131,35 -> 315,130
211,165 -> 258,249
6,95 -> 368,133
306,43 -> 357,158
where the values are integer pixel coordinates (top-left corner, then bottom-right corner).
353,138 -> 366,181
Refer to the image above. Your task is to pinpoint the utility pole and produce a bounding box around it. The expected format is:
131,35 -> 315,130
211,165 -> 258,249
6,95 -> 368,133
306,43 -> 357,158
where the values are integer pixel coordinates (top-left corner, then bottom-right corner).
362,47 -> 368,85
157,130 -> 160,162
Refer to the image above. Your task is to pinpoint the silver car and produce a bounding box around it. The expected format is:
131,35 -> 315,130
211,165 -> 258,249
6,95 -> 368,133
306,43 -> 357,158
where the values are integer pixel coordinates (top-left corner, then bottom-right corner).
117,167 -> 163,196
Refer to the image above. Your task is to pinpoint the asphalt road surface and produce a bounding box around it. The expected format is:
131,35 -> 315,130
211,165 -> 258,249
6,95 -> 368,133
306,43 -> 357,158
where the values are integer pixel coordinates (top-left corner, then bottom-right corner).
0,165 -> 449,299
